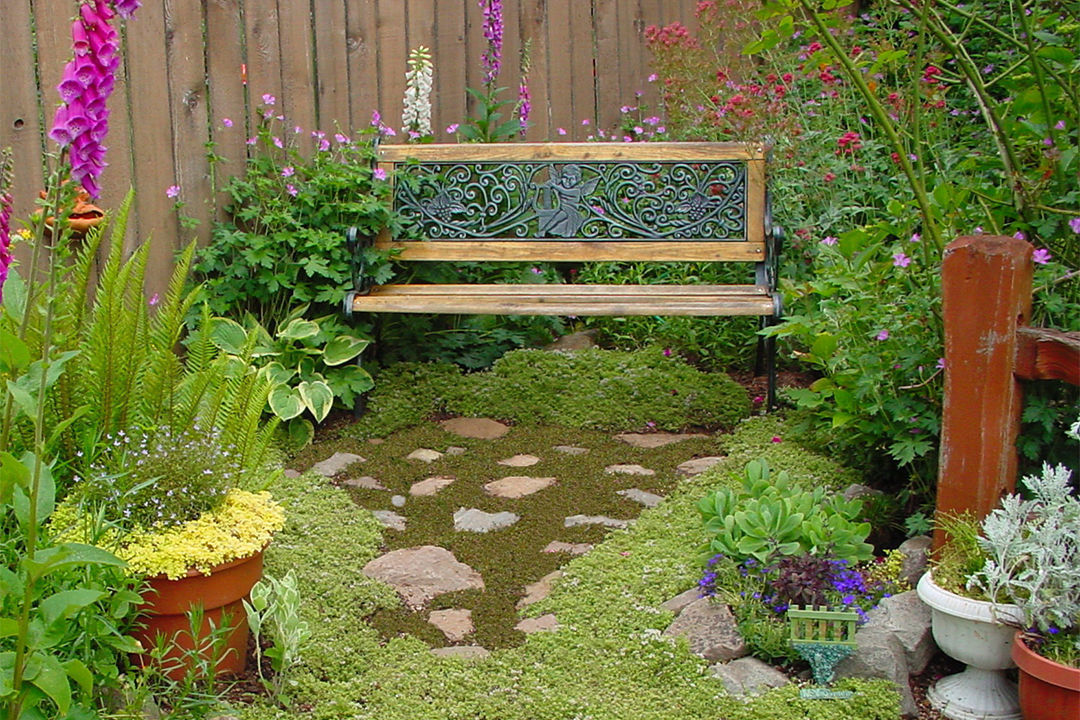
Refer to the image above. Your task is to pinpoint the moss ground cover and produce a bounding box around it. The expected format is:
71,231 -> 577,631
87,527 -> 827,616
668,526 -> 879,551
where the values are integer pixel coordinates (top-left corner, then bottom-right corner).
233,353 -> 900,719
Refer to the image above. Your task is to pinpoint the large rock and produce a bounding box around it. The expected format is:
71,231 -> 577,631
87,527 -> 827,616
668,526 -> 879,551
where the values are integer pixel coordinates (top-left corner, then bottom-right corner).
484,476 -> 556,498
660,588 -> 701,615
834,627 -> 916,717
862,591 -> 935,674
662,598 -> 748,662
440,417 -> 509,439
311,452 -> 366,477
453,508 -> 519,533
362,546 -> 484,609
428,609 -> 474,642
897,535 -> 932,587
709,657 -> 790,697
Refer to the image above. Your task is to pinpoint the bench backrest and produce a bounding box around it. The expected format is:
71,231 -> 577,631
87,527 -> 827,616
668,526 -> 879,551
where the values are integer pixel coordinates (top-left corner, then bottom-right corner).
375,142 -> 771,263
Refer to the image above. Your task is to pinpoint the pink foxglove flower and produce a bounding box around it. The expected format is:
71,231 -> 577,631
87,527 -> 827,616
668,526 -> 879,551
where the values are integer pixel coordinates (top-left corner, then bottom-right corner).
0,149 -> 13,303
479,0 -> 503,85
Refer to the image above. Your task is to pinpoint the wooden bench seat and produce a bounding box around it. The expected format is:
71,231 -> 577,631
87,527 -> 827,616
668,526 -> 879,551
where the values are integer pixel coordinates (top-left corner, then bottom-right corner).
344,141 -> 783,404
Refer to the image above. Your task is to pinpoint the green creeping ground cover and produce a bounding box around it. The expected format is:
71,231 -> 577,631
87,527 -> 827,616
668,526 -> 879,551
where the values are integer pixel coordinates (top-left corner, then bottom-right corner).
347,346 -> 751,440
235,418 -> 899,720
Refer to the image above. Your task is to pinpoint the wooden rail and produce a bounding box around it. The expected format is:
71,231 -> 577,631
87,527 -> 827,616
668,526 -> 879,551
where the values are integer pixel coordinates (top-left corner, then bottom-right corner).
933,235 -> 1080,551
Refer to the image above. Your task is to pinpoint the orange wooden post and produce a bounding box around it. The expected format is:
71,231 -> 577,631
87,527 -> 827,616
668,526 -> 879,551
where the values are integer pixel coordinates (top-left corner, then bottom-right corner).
933,235 -> 1033,552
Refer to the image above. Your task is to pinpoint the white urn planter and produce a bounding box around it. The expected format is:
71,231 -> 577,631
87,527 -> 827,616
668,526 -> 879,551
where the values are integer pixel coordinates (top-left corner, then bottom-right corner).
916,572 -> 1024,720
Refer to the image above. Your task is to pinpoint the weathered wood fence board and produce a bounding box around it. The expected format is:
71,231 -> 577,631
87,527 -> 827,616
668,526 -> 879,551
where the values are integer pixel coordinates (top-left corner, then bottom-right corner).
1,0 -> 697,293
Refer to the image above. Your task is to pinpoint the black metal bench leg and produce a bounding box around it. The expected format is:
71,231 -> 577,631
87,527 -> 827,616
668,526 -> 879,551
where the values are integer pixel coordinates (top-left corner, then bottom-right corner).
755,316 -> 779,412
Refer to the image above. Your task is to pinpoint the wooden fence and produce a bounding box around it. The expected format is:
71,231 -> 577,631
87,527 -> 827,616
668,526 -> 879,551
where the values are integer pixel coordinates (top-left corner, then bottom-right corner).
1,0 -> 701,293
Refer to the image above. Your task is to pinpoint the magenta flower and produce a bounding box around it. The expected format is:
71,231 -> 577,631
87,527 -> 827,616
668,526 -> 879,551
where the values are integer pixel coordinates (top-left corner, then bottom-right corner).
445,123 -> 460,134
373,168 -> 387,181
281,166 -> 294,178
286,184 -> 298,197
892,252 -> 911,268
262,93 -> 276,105
876,329 -> 889,341
663,348 -> 672,357
222,117 -> 233,128
112,0 -> 141,19
821,236 -> 838,246
272,136 -> 283,149
0,150 -> 13,303
518,79 -> 531,135
770,436 -> 782,443
49,0 -> 138,198
909,232 -> 921,243
334,133 -> 350,144
1032,248 -> 1051,265
1069,217 -> 1080,234
148,292 -> 160,307
557,127 -> 567,136
478,0 -> 504,85
165,184 -> 180,198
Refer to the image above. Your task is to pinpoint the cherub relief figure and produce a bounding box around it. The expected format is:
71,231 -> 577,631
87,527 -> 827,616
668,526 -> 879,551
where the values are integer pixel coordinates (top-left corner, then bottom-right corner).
533,164 -> 600,237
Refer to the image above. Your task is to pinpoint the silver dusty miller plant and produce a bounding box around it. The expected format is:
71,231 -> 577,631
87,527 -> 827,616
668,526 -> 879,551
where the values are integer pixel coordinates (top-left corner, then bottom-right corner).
967,417 -> 1080,655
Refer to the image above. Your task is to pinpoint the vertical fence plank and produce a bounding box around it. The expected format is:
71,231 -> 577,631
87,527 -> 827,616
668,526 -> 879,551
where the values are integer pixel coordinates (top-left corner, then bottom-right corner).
376,0 -> 407,129
433,0 -> 467,138
518,0 -> 549,139
345,0 -> 379,130
244,0 -> 283,108
164,0 -> 213,241
0,0 -> 47,248
277,0 -> 317,146
124,1 -> 180,288
593,0 -> 620,134
933,235 -> 1033,551
313,0 -> 351,132
205,0 -> 248,218
545,0 -> 575,135
568,0 -> 594,132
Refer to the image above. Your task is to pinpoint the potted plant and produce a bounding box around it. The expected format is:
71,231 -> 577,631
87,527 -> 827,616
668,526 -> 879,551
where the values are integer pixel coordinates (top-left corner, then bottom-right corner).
964,421 -> 1080,720
56,424 -> 286,679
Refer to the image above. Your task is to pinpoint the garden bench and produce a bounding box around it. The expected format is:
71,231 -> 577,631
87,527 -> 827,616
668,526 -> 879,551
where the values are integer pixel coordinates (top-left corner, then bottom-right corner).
344,142 -> 783,404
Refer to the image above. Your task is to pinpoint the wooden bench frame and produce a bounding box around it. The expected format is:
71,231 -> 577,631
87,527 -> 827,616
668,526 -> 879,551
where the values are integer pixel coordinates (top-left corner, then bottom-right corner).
344,142 -> 783,405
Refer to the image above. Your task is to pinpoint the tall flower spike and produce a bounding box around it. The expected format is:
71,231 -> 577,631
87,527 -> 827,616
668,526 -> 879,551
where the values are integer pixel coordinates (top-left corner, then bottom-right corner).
402,46 -> 434,137
479,0 -> 503,86
0,148 -> 14,303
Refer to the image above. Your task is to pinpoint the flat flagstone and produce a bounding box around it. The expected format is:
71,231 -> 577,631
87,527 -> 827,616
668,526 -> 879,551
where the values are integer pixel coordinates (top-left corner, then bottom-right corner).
367,438 -> 386,445
430,645 -> 490,660
676,456 -> 726,476
515,614 -> 559,634
564,514 -> 630,529
542,541 -> 593,555
517,570 -> 563,609
407,448 -> 444,463
553,445 -> 589,455
362,545 -> 484,609
604,463 -> 656,476
497,454 -> 540,467
283,469 -> 301,479
371,510 -> 406,531
483,476 -> 556,499
615,432 -> 707,448
453,508 -> 520,533
428,608 -> 474,642
445,446 -> 468,456
440,417 -> 510,439
343,475 -> 385,490
391,494 -> 406,508
410,476 -> 456,496
617,488 -> 664,508
311,452 -> 366,477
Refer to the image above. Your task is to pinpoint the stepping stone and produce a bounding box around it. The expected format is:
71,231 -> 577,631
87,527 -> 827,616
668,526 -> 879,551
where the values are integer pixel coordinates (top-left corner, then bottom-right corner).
542,541 -> 593,556
367,438 -> 386,445
676,456 -> 725,476
283,469 -> 301,479
428,608 -> 474,642
617,488 -> 664,508
440,417 -> 509,439
430,646 -> 490,660
484,476 -> 556,499
445,446 -> 467,456
515,614 -> 559,634
497,454 -> 540,467
371,510 -> 406,531
553,445 -> 589,455
362,546 -> 484,609
604,464 -> 655,476
407,448 -> 444,463
517,570 -> 563,609
453,508 -> 520,533
410,476 -> 456,496
615,432 -> 706,448
564,514 -> 630,529
391,494 -> 406,508
311,452 -> 366,477
343,475 -> 385,490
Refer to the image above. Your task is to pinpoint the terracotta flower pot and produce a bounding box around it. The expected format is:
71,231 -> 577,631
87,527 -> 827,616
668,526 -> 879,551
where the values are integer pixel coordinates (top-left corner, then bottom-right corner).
131,549 -> 264,681
1011,631 -> 1080,720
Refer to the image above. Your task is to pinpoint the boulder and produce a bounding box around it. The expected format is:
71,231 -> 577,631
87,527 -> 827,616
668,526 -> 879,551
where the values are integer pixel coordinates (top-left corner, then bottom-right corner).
863,591 -> 935,674
709,657 -> 790,697
362,546 -> 484,609
834,627 -> 916,717
660,588 -> 701,615
662,599 -> 748,662
897,535 -> 932,587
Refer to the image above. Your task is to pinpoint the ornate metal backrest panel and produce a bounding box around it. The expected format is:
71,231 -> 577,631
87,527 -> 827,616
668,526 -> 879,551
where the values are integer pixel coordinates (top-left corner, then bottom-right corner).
391,159 -> 747,242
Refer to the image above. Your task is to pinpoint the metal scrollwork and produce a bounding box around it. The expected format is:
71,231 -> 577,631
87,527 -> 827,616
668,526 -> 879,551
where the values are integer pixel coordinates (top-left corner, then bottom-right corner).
394,160 -> 747,241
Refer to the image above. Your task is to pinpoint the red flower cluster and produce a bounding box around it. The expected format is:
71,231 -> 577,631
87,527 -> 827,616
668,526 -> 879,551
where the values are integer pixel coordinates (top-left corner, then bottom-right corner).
836,131 -> 862,155
644,22 -> 699,50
